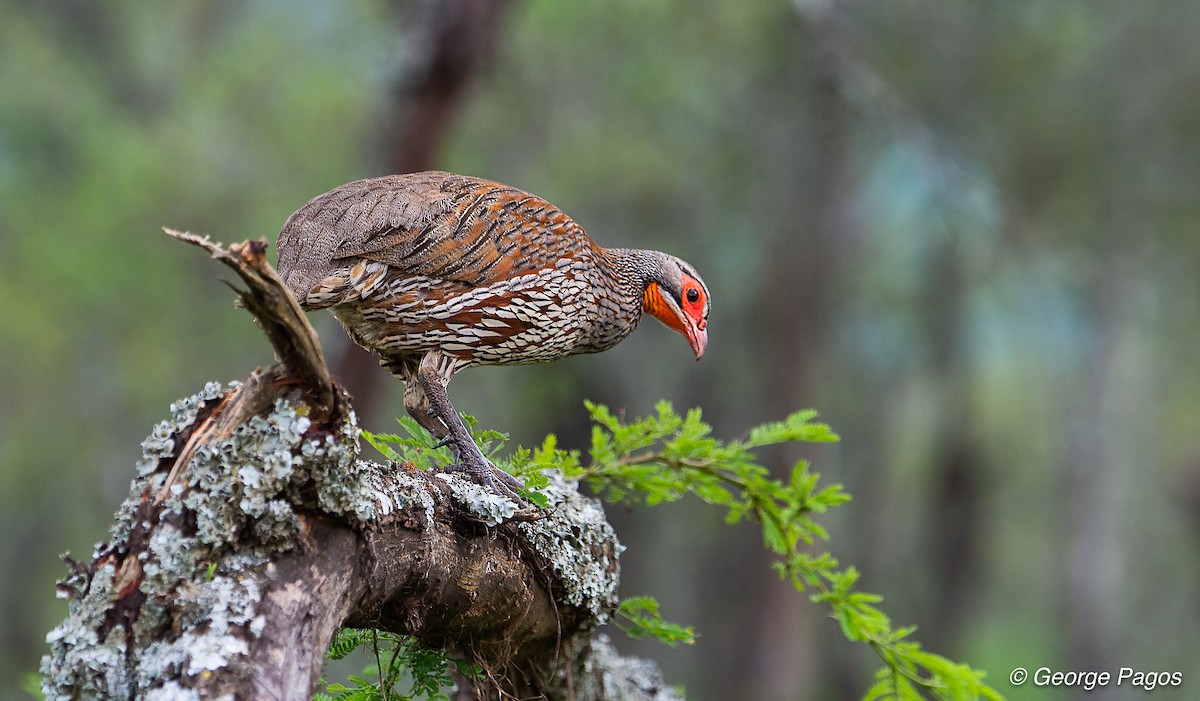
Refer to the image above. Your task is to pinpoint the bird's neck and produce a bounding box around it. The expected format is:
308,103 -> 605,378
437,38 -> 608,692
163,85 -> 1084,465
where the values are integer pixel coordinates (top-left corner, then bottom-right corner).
564,247 -> 659,353
603,247 -> 660,299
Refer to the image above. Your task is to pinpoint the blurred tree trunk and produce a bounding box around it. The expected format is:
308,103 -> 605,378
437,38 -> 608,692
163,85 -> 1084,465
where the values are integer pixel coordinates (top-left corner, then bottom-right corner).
333,0 -> 514,416
743,5 -> 858,699
1061,235 -> 1132,701
920,235 -> 985,653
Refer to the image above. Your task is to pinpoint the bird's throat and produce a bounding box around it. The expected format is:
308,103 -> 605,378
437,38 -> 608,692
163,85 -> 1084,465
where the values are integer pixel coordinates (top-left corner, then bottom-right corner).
643,282 -> 688,337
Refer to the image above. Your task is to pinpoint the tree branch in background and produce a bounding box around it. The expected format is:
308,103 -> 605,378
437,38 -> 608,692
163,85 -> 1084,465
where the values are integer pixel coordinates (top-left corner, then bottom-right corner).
380,0 -> 512,175
334,0 -> 515,416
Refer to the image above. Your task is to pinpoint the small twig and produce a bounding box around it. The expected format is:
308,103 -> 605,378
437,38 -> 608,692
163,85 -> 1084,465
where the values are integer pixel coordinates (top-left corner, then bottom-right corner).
587,452 -> 753,492
372,629 -> 388,701
163,228 -> 336,418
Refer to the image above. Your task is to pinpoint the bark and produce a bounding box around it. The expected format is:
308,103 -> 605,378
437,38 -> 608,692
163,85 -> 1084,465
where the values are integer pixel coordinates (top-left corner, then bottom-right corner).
40,233 -> 680,701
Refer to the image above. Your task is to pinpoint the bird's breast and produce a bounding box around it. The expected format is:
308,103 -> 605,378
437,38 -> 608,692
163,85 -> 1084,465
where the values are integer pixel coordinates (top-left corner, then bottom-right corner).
334,257 -> 636,366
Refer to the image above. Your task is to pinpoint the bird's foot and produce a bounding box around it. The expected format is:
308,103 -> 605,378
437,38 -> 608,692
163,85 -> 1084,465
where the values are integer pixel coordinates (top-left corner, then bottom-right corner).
443,441 -> 547,521
448,456 -> 523,498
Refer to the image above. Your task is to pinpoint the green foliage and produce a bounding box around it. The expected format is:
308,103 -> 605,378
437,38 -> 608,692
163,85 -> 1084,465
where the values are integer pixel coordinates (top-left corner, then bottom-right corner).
616,596 -> 696,647
318,628 -> 479,701
363,415 -> 552,507
570,402 -> 1002,701
355,403 -> 1003,700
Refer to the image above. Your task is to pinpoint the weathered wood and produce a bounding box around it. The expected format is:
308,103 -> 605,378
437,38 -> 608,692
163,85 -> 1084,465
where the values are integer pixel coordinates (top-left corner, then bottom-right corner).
41,235 -> 681,701
163,230 -> 335,419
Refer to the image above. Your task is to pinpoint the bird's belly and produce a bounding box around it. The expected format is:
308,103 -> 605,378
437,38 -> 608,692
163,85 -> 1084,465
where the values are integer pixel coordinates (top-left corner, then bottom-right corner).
337,267 -> 603,365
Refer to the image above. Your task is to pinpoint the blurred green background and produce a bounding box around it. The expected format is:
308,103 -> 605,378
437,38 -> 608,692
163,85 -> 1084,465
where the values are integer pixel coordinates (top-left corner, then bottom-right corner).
3,1 -> 1200,699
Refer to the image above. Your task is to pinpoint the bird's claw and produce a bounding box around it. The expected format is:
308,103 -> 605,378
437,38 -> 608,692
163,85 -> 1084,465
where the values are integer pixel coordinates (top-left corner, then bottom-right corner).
449,458 -> 524,500
444,447 -> 546,519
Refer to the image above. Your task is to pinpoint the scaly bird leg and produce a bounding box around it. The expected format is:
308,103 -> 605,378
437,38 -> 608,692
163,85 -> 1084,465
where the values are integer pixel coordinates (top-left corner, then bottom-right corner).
398,358 -> 449,439
414,353 -> 526,499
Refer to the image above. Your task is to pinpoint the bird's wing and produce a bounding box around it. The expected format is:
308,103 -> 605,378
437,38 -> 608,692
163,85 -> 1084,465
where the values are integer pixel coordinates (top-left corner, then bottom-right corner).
276,172 -> 596,301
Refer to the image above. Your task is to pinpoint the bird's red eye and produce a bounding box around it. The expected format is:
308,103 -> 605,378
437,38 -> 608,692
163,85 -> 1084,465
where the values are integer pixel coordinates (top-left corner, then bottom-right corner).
681,280 -> 706,324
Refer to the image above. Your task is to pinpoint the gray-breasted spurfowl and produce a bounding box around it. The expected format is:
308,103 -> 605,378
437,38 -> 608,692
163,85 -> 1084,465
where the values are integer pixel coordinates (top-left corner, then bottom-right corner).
277,172 -> 710,494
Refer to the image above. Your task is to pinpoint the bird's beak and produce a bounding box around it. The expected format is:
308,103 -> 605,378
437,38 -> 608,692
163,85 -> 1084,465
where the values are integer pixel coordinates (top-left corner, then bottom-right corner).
645,283 -> 707,360
686,321 -> 708,360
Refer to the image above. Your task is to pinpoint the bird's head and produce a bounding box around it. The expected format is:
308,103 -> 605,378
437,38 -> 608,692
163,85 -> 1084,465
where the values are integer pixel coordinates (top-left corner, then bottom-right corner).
642,253 -> 710,360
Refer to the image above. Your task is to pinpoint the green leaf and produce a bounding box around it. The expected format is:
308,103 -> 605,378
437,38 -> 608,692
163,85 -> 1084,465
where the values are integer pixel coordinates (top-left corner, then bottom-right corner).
616,596 -> 696,647
572,402 -> 999,700
522,488 -> 551,509
21,674 -> 44,699
745,410 -> 838,447
326,628 -> 369,660
361,429 -> 403,463
760,512 -> 789,554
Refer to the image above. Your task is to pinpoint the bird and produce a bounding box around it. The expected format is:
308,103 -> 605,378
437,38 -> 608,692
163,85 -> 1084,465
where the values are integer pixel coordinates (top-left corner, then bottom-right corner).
276,171 -> 710,496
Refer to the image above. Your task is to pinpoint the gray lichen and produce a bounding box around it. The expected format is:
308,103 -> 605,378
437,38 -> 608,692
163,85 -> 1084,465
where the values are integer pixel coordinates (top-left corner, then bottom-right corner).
519,473 -> 623,619
176,398 -> 373,551
302,411 -> 376,524
42,563 -> 130,700
142,681 -> 204,701
586,634 -> 685,701
435,472 -> 522,526
42,382 -> 373,699
426,467 -> 622,619
44,380 -> 632,699
367,465 -> 437,525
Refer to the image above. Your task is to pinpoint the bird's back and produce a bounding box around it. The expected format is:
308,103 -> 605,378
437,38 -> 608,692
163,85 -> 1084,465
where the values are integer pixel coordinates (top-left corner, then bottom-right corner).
276,172 -> 600,307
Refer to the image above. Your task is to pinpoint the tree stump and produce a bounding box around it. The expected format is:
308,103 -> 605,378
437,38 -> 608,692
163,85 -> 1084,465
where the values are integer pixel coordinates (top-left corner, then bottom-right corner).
40,233 -> 680,701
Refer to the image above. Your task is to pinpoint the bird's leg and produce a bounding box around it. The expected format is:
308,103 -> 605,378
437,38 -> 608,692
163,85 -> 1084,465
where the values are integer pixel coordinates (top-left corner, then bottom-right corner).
399,361 -> 449,440
414,353 -> 526,499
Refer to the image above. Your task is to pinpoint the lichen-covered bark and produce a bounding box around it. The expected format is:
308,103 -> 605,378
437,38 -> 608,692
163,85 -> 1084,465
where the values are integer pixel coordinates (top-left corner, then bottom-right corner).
41,236 -> 680,700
